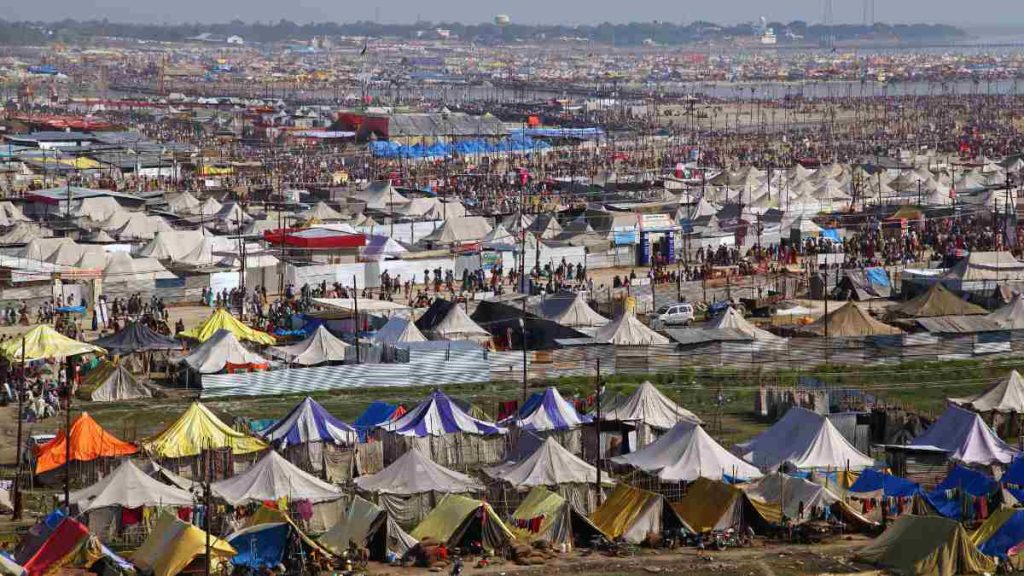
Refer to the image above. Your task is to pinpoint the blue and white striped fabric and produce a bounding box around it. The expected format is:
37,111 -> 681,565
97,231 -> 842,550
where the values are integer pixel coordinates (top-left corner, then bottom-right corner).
504,387 -> 591,432
379,390 -> 506,437
260,397 -> 357,448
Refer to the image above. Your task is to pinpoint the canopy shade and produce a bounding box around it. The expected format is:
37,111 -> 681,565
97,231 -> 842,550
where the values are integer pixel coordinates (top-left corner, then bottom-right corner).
0,325 -> 105,362
91,322 -> 179,355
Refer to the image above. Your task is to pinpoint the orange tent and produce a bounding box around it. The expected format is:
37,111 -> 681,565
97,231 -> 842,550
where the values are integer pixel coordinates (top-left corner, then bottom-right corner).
35,412 -> 137,474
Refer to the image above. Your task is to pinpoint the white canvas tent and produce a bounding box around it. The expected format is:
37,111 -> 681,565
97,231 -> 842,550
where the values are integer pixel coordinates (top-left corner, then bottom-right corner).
270,325 -> 349,366
182,329 -> 268,374
734,406 -> 873,471
430,304 -> 491,343
354,448 -> 483,496
987,293 -> 1024,329
80,362 -> 152,402
704,307 -> 781,341
611,421 -> 762,482
211,450 -> 343,506
70,460 -> 193,513
601,381 -> 702,430
951,370 -> 1024,414
741,472 -> 840,524
909,404 -> 1018,465
421,216 -> 492,245
542,292 -> 609,328
592,310 -> 669,345
484,437 -> 611,490
373,316 -> 427,344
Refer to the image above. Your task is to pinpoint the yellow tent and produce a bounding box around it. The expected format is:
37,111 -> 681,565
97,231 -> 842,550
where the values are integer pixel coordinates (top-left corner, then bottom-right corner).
589,484 -> 690,543
510,486 -> 606,546
672,478 -> 748,533
141,401 -> 267,459
856,515 -> 996,576
0,325 -> 105,362
133,513 -> 236,576
179,308 -> 276,345
411,494 -> 514,551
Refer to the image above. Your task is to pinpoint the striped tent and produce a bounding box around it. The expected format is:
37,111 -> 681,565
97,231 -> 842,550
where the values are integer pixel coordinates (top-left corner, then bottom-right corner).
261,397 -> 357,449
503,387 -> 590,432
379,389 -> 505,437
377,390 -> 506,470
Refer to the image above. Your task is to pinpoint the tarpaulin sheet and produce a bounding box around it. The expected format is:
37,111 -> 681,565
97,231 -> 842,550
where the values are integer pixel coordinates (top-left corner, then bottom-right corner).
228,523 -> 289,568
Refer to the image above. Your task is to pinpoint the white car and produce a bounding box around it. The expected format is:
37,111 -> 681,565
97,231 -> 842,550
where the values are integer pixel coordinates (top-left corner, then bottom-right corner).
652,303 -> 695,327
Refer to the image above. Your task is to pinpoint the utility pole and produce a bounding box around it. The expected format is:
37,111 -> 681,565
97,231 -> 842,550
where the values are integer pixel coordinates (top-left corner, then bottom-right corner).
520,318 -> 528,405
352,275 -> 361,364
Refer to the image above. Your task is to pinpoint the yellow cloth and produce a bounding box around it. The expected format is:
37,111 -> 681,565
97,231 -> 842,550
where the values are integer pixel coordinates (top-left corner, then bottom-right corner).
141,401 -> 267,458
856,515 -> 996,576
970,507 -> 1017,547
0,325 -> 105,361
588,483 -> 658,540
133,513 -> 236,576
179,308 -> 276,345
672,478 -> 743,533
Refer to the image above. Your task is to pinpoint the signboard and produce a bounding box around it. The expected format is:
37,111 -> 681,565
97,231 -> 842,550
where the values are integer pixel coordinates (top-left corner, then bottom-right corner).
612,227 -> 638,245
638,213 -> 675,231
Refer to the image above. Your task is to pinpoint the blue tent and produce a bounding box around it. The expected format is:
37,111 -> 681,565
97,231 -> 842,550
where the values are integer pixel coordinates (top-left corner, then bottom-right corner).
848,469 -> 921,498
354,401 -> 401,441
979,511 -> 1024,559
924,465 -> 997,519
1003,457 -> 1024,486
228,523 -> 290,568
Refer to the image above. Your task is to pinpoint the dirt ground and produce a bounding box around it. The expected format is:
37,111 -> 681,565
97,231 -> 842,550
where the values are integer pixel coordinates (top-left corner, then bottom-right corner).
363,537 -> 870,576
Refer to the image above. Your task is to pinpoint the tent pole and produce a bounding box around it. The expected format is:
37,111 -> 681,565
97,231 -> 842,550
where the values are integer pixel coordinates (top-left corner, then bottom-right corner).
594,358 -> 603,506
12,337 -> 25,520
63,356 -> 71,510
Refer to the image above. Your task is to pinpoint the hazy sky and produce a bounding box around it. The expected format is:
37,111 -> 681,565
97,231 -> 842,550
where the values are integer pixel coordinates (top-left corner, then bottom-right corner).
5,0 -> 1020,26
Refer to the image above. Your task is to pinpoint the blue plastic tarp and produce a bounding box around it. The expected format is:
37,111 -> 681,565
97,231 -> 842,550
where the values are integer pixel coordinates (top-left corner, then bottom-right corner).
979,510 -> 1024,559
228,523 -> 290,568
924,465 -> 997,519
848,468 -> 920,498
821,229 -> 841,242
864,267 -> 891,288
55,306 -> 86,314
1002,457 -> 1024,486
354,400 -> 399,441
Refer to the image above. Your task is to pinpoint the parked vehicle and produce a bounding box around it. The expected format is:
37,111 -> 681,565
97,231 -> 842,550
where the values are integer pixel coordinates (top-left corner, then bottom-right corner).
651,302 -> 695,327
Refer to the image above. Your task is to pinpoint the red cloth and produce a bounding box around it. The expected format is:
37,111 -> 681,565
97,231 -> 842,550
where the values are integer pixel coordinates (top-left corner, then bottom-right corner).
23,518 -> 90,576
177,507 -> 192,522
121,507 -> 142,526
